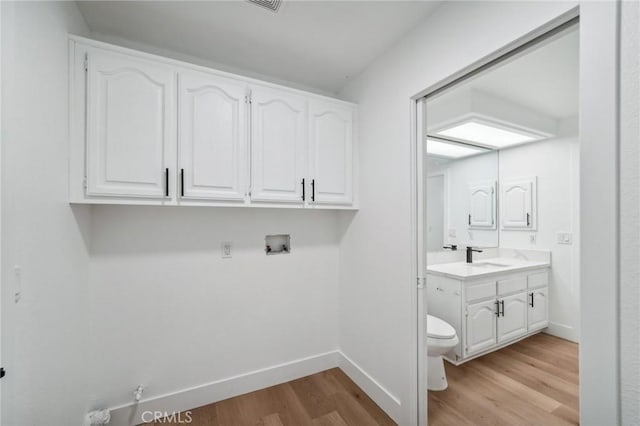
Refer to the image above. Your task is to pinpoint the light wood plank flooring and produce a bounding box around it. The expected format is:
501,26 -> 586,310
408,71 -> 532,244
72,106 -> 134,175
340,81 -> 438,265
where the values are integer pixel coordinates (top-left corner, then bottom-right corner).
429,333 -> 579,426
146,368 -> 396,426
148,333 -> 577,426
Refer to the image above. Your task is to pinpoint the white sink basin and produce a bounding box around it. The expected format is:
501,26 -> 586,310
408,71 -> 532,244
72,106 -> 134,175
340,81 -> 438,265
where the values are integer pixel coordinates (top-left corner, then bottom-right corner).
472,261 -> 512,268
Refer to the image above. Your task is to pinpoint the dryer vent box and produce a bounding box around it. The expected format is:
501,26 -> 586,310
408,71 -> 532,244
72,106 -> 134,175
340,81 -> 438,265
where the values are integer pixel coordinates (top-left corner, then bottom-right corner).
265,234 -> 290,255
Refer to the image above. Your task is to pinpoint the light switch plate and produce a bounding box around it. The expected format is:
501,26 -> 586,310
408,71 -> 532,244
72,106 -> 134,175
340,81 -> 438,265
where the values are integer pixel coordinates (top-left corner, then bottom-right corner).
221,242 -> 232,258
529,233 -> 537,244
557,232 -> 573,245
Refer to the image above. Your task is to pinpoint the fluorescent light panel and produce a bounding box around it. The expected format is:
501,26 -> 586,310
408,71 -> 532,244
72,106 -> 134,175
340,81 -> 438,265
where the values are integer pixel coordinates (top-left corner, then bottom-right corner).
436,121 -> 540,148
426,139 -> 486,159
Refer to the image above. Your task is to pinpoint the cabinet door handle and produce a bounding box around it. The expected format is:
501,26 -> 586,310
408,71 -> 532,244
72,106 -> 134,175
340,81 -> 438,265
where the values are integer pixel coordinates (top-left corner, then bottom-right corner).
165,168 -> 169,197
468,214 -> 471,225
180,169 -> 184,197
495,300 -> 500,317
301,178 -> 305,201
311,179 -> 315,202
500,300 -> 505,317
527,212 -> 531,227
529,292 -> 534,308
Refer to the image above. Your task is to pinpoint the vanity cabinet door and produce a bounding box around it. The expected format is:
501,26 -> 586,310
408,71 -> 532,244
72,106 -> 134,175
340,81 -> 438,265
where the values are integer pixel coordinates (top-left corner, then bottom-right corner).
528,287 -> 549,331
468,181 -> 496,229
178,72 -> 247,201
501,177 -> 536,230
466,299 -> 498,355
86,50 -> 176,199
497,292 -> 528,343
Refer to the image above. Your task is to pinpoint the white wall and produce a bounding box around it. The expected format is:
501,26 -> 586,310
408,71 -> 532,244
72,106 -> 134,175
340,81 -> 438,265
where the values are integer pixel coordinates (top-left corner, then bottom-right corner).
499,119 -> 580,342
620,0 -> 639,423
338,2 -> 577,423
87,206 -> 340,411
1,3 -> 342,424
1,2 -> 92,425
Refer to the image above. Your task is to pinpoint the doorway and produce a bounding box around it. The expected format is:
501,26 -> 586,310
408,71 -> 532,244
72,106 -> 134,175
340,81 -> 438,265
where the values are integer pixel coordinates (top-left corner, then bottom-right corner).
414,14 -> 588,425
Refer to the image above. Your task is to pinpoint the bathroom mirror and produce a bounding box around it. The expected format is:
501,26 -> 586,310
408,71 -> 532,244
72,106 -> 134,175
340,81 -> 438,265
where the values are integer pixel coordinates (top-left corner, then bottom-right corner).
425,148 -> 499,251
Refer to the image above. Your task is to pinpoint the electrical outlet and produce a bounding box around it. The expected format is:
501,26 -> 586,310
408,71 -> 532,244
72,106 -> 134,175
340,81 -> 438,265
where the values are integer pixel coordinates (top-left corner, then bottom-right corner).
221,242 -> 232,258
449,229 -> 457,238
14,265 -> 22,303
557,232 -> 573,245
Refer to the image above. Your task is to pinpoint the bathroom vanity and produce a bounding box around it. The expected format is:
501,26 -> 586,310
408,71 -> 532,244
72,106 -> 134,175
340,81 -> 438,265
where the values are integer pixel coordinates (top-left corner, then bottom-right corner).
427,253 -> 550,365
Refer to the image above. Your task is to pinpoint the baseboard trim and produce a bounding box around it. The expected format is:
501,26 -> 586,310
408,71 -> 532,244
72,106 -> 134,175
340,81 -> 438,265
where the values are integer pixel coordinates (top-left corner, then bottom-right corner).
545,322 -> 578,342
337,352 -> 402,423
108,351 -> 340,426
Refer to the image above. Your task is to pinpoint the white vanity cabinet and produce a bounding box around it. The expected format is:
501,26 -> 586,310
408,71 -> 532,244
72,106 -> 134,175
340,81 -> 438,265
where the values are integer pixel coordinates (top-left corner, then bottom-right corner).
466,299 -> 499,355
497,292 -> 529,343
427,266 -> 550,364
70,37 -> 357,209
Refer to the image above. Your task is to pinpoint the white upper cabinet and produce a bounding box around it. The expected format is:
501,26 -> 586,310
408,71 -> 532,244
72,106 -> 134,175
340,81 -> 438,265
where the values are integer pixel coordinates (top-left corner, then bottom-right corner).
250,87 -> 307,204
308,100 -> 354,206
468,180 -> 496,229
70,38 -> 357,208
178,72 -> 247,201
501,177 -> 537,230
85,49 -> 176,199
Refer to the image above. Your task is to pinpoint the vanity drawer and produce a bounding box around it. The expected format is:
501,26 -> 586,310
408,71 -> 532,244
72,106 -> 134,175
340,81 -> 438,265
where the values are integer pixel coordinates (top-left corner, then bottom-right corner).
528,270 -> 549,289
466,281 -> 496,302
497,276 -> 527,295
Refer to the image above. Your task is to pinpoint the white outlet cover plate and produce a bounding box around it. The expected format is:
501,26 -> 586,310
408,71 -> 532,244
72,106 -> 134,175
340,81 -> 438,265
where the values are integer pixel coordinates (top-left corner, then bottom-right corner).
221,242 -> 232,258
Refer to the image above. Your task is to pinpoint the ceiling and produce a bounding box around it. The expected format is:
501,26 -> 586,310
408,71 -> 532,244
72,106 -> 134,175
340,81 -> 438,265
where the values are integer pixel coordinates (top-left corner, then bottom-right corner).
76,0 -> 442,94
448,27 -> 579,120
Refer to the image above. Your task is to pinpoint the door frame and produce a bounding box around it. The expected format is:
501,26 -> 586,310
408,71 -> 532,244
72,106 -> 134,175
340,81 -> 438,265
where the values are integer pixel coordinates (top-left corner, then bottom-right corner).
410,4 -> 622,424
425,170 -> 448,251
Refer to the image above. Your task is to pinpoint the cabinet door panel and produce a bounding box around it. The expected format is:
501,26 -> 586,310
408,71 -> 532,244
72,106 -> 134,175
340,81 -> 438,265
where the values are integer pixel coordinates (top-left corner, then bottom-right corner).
466,299 -> 498,355
179,72 -> 246,201
528,287 -> 549,331
501,177 -> 536,229
309,101 -> 354,205
498,292 -> 528,343
86,50 -> 175,198
468,181 -> 496,228
251,87 -> 306,203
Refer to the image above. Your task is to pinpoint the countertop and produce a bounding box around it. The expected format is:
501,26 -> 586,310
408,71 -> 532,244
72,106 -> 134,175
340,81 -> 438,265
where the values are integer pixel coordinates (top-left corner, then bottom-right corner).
427,257 -> 550,280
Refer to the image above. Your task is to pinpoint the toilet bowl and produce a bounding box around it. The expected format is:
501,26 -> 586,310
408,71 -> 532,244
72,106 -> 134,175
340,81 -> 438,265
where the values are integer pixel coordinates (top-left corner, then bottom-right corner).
427,315 -> 459,391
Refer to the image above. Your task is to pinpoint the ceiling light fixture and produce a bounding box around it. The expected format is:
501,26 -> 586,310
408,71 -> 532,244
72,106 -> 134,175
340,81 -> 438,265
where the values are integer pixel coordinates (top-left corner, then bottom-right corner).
435,118 -> 547,149
426,138 -> 488,159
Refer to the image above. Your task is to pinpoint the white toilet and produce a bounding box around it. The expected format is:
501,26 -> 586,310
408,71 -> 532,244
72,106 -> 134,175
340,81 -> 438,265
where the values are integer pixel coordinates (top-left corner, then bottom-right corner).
427,314 -> 459,391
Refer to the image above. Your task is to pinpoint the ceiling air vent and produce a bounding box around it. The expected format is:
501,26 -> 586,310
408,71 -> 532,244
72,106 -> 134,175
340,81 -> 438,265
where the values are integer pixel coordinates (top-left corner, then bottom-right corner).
247,0 -> 282,13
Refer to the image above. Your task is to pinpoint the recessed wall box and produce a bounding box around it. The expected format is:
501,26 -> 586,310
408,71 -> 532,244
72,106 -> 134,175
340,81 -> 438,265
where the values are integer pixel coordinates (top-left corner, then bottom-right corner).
265,235 -> 291,255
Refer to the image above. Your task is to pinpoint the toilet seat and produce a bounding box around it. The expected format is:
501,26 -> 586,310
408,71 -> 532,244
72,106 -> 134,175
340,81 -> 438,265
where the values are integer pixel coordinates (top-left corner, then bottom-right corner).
427,315 -> 456,339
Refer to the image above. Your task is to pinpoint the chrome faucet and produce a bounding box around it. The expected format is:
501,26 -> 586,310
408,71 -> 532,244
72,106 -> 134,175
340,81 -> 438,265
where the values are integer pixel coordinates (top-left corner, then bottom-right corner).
466,246 -> 483,263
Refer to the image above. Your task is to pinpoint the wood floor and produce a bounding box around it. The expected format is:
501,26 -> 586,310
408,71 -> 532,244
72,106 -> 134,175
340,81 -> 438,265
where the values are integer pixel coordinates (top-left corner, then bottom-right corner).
429,333 -> 579,426
148,333 -> 577,426
145,368 -> 396,426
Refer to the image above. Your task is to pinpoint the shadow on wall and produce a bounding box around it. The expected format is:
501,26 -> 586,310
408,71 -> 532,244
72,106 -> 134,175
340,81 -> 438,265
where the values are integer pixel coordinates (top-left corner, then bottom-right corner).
88,205 -> 342,256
